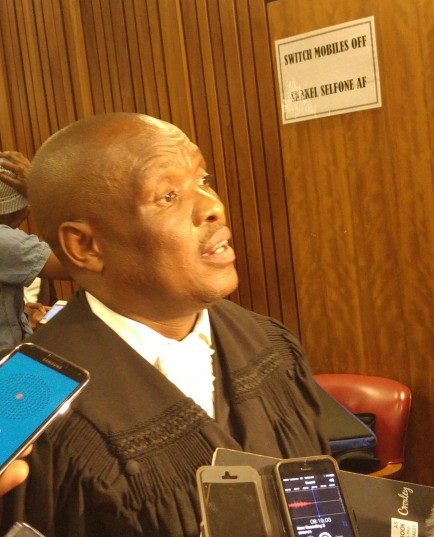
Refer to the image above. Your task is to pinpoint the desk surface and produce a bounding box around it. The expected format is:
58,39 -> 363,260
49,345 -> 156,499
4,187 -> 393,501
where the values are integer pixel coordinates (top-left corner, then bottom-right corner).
213,448 -> 434,537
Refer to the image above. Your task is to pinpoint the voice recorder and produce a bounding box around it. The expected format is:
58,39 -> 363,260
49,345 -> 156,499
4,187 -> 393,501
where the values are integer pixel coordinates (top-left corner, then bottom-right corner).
274,455 -> 359,537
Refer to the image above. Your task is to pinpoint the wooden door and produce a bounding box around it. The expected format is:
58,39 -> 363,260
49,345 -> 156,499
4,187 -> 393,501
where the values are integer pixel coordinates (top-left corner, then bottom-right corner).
267,0 -> 434,485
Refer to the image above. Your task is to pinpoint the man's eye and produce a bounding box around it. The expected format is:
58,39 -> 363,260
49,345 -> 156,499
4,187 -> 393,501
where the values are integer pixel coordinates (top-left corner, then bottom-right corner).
198,175 -> 212,187
159,191 -> 178,204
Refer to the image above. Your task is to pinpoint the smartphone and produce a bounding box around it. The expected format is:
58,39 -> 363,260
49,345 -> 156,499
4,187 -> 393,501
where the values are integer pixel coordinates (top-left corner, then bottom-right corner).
197,465 -> 272,537
0,342 -> 89,475
274,456 -> 359,537
4,522 -> 45,536
39,300 -> 67,324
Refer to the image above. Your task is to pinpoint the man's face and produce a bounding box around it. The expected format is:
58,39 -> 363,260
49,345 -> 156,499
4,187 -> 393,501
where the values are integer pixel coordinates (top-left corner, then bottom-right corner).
93,123 -> 238,319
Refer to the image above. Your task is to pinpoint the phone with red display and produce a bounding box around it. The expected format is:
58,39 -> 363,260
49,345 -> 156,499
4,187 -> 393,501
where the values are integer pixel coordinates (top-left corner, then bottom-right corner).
274,456 -> 359,537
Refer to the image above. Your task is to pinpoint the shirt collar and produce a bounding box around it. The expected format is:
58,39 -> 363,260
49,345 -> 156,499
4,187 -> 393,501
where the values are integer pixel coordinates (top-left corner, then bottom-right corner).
85,291 -> 212,365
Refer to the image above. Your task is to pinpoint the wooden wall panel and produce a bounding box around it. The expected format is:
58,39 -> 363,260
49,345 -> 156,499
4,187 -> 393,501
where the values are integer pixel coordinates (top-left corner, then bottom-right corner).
0,0 -> 35,155
217,1 -> 270,313
267,0 -> 434,485
246,0 -> 299,328
0,0 -> 432,486
62,0 -> 94,118
0,16 -> 16,149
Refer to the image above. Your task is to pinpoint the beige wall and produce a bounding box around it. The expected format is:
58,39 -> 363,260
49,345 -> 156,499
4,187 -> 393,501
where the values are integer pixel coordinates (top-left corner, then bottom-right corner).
1,0 -> 432,485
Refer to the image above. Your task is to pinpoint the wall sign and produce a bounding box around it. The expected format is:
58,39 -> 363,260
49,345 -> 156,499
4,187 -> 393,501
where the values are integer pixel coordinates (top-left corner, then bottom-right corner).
275,17 -> 381,124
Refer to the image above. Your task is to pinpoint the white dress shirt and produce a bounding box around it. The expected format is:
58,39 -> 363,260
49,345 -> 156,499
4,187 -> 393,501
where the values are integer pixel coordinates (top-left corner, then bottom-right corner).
85,292 -> 215,417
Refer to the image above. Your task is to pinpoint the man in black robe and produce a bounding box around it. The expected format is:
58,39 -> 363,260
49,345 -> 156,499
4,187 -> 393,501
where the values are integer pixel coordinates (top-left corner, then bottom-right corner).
1,113 -> 328,536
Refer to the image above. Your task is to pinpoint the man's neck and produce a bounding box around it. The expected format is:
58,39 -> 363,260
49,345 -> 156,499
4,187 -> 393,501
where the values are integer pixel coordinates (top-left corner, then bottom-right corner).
84,290 -> 201,341
137,314 -> 199,341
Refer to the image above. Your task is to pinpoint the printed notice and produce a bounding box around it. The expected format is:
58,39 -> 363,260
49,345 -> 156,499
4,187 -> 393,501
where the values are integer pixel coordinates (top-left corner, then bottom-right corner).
275,16 -> 381,124
391,517 -> 418,537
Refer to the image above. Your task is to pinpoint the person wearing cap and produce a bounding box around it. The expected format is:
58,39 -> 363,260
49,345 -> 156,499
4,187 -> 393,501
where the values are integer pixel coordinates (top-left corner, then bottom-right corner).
0,151 -> 70,353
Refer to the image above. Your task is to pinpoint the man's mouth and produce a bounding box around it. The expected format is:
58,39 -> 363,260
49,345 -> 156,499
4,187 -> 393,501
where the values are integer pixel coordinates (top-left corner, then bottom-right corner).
201,227 -> 235,264
202,226 -> 231,255
207,240 -> 229,256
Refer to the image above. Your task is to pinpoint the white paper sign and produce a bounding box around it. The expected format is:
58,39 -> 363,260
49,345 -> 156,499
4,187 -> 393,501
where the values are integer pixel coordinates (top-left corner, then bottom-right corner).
275,17 -> 381,124
391,517 -> 418,537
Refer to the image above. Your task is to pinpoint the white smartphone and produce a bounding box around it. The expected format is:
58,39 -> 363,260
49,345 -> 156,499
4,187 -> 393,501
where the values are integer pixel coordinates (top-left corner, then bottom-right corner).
39,300 -> 67,324
0,342 -> 89,475
4,522 -> 45,536
274,455 -> 360,537
196,465 -> 272,537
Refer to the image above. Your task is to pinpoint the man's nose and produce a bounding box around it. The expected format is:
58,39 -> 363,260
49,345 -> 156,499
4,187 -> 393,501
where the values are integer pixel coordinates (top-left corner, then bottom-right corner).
192,188 -> 225,226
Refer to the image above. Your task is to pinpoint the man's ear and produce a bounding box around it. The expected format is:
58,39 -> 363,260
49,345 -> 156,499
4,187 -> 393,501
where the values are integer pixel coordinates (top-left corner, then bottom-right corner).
58,221 -> 104,272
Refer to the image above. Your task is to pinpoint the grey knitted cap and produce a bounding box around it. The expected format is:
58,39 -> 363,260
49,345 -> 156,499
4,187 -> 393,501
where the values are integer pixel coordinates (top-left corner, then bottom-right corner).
0,159 -> 28,215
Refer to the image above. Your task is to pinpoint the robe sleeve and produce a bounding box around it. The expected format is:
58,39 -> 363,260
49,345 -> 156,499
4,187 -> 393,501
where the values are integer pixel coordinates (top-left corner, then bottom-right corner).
0,417 -> 147,537
0,410 -> 212,537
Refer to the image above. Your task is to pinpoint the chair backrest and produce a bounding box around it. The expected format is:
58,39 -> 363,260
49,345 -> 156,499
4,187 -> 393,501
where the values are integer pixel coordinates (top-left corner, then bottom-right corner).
314,373 -> 412,477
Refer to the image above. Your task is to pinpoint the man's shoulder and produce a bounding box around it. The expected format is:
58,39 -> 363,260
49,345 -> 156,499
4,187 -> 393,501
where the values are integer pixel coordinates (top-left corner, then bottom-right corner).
210,299 -> 303,354
211,299 -> 288,331
1,224 -> 37,240
0,224 -> 48,252
28,293 -> 94,352
211,298 -> 261,318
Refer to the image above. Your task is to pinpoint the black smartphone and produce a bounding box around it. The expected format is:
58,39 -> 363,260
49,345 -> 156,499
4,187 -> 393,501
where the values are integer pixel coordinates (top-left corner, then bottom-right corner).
0,342 -> 89,475
274,455 -> 359,537
196,465 -> 273,537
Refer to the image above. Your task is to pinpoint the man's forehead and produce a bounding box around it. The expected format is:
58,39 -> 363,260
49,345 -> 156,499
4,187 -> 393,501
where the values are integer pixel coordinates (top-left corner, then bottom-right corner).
140,133 -> 203,171
143,115 -> 177,132
142,116 -> 186,142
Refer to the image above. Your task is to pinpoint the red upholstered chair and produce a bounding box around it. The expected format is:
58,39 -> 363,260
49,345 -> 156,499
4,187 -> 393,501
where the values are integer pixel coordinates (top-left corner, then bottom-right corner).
314,373 -> 412,479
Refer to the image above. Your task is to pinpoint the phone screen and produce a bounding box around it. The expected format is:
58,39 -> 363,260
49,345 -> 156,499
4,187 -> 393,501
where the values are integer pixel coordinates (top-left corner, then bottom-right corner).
201,481 -> 269,537
276,459 -> 358,537
0,345 -> 88,471
40,303 -> 65,323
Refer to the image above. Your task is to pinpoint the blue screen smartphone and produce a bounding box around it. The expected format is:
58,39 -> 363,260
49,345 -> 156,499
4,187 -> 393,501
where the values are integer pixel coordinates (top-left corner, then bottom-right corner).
274,456 -> 360,537
0,342 -> 89,475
